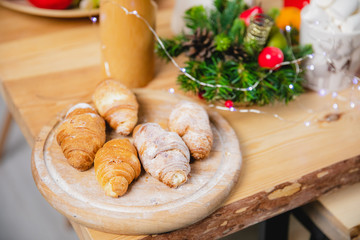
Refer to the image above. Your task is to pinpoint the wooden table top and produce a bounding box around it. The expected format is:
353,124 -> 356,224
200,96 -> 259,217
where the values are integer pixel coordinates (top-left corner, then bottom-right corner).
1,1 -> 360,239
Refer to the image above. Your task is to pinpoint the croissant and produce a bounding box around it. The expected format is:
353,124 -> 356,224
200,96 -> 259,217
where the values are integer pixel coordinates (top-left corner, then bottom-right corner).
56,103 -> 106,171
133,123 -> 191,188
94,139 -> 141,197
168,101 -> 213,160
92,79 -> 138,135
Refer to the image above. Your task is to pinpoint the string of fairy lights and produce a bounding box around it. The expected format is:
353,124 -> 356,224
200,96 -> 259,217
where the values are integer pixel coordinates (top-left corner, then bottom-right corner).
90,2 -> 360,127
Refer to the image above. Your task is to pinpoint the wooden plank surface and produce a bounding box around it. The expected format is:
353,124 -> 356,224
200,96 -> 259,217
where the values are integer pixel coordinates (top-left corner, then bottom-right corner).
303,182 -> 360,240
1,0 -> 360,239
319,182 -> 360,231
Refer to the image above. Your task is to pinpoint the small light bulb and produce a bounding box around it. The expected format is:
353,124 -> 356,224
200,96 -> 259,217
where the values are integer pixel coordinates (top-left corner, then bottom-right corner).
319,89 -> 326,96
247,87 -> 253,91
90,17 -> 98,23
332,92 -> 338,98
332,103 -> 338,110
285,25 -> 292,32
307,65 -> 315,71
289,84 -> 294,89
353,77 -> 359,85
180,68 -> 186,73
350,102 -> 355,108
304,121 -> 311,127
308,54 -> 314,59
169,88 -> 175,94
230,107 -> 235,112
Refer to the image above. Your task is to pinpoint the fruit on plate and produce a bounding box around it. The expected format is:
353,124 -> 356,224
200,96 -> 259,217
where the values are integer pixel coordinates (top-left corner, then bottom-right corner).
28,0 -> 73,9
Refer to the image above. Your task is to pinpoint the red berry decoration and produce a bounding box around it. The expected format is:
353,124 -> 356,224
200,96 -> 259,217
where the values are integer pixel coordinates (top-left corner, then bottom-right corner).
198,91 -> 205,100
224,100 -> 234,108
28,0 -> 73,9
258,47 -> 284,69
239,6 -> 263,26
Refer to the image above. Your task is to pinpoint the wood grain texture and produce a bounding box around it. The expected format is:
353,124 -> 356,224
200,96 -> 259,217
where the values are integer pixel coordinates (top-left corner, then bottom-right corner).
139,156 -> 360,240
77,155 -> 360,240
31,89 -> 242,235
319,182 -> 360,230
303,202 -> 349,240
1,0 -> 360,239
302,182 -> 360,240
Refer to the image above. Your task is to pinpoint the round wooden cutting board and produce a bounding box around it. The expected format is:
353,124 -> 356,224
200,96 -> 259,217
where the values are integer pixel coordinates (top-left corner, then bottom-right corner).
31,89 -> 242,235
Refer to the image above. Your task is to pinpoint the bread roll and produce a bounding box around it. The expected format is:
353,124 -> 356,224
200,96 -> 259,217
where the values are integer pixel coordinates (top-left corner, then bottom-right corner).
94,139 -> 141,197
133,123 -> 191,188
169,101 -> 213,160
92,79 -> 138,135
56,103 -> 106,171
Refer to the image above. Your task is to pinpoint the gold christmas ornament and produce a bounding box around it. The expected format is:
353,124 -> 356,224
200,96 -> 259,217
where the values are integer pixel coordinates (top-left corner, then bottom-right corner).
244,13 -> 274,48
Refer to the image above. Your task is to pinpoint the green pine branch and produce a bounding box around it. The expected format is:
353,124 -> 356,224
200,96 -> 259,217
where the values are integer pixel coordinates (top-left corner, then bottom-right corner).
155,35 -> 187,61
184,6 -> 211,33
208,0 -> 246,35
177,58 -> 305,106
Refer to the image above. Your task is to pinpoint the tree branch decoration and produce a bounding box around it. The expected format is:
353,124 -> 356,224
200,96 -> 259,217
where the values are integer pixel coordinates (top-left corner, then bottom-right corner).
155,0 -> 313,106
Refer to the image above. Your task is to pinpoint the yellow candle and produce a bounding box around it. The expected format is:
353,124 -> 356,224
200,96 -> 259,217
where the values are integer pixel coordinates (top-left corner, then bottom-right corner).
100,0 -> 156,88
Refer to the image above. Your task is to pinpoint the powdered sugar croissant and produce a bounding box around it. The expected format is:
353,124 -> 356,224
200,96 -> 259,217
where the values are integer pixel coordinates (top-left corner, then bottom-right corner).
94,139 -> 141,197
56,103 -> 106,171
92,79 -> 138,135
169,101 -> 213,160
133,123 -> 191,188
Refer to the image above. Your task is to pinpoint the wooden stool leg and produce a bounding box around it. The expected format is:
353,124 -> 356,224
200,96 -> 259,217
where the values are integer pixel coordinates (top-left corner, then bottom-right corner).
0,111 -> 12,159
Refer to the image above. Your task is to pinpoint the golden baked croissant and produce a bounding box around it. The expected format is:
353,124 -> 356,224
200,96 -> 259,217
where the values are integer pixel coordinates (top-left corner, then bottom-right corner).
92,79 -> 138,135
94,139 -> 141,197
133,123 -> 191,188
56,103 -> 106,171
168,101 -> 213,160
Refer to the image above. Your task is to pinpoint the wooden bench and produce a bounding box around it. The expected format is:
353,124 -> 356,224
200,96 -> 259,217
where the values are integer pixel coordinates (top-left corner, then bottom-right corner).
298,182 -> 360,240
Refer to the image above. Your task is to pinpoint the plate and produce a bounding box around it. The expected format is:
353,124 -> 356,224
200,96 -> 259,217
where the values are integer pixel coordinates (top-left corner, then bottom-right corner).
0,0 -> 99,18
31,89 -> 242,235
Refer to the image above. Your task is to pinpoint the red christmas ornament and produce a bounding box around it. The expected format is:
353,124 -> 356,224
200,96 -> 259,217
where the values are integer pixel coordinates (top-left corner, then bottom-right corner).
28,0 -> 72,9
239,6 -> 263,26
284,0 -> 310,9
258,47 -> 284,69
224,100 -> 234,108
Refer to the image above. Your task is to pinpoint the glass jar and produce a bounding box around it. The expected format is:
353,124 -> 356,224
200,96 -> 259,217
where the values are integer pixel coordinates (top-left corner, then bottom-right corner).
100,0 -> 156,88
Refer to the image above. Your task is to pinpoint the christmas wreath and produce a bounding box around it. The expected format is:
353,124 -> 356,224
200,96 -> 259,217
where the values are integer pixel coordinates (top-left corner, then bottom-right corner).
155,0 -> 313,106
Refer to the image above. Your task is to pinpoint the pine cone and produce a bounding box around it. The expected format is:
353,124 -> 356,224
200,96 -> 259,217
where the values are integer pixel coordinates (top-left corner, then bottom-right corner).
226,45 -> 248,61
183,28 -> 216,60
